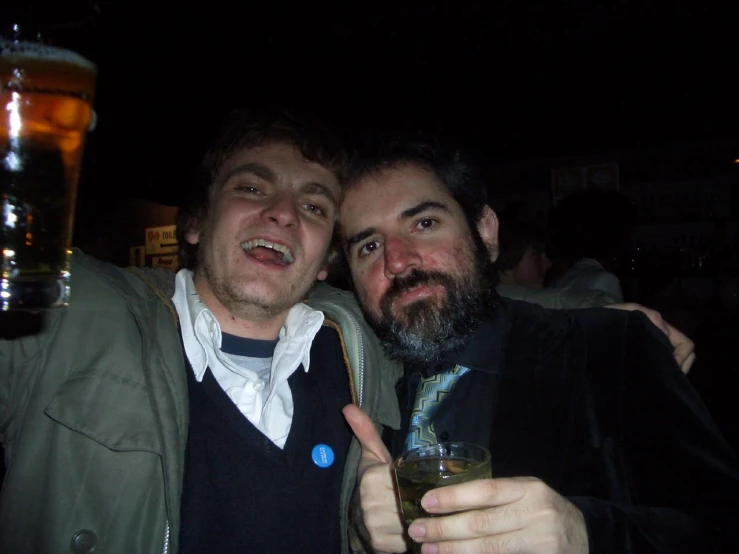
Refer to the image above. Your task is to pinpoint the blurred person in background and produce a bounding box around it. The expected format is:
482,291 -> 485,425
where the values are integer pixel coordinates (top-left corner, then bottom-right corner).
491,204 -> 620,309
546,188 -> 637,303
496,210 -> 552,289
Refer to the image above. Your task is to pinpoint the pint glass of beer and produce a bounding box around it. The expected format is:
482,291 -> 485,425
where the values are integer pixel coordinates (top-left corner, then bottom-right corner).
0,31 -> 96,310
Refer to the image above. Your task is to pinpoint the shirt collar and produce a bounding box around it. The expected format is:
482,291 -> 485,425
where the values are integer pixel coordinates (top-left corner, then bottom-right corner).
171,268 -> 324,382
172,269 -> 213,380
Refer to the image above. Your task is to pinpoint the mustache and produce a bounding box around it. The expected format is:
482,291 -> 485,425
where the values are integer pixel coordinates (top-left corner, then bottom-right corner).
382,269 -> 452,305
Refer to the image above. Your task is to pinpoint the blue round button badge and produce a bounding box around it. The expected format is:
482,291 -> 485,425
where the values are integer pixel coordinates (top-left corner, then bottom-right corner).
311,444 -> 335,468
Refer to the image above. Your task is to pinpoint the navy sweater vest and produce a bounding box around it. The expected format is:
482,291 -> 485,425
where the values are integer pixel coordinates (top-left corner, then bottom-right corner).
179,326 -> 353,553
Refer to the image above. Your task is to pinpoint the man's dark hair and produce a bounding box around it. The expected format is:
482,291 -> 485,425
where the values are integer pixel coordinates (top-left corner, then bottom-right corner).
495,215 -> 548,273
345,129 -> 488,235
328,130 -> 496,289
176,107 -> 348,270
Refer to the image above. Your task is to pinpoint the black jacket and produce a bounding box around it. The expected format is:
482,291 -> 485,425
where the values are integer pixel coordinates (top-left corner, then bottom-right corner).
390,299 -> 739,553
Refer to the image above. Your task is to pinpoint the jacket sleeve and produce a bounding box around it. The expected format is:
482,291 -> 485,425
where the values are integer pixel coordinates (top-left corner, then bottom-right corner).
570,311 -> 739,553
0,314 -> 48,447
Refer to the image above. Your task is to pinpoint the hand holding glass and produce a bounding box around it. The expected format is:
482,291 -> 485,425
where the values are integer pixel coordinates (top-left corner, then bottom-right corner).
393,442 -> 492,552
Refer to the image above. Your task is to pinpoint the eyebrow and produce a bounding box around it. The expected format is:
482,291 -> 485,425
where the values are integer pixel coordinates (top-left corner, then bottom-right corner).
219,162 -> 339,206
345,200 -> 451,249
301,180 -> 340,207
219,162 -> 276,187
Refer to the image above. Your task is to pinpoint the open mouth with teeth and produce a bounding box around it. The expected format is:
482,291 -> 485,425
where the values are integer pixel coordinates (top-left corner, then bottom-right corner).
241,239 -> 295,266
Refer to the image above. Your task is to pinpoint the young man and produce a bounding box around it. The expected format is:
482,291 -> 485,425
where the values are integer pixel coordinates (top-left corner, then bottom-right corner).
338,134 -> 739,553
0,108 -> 401,553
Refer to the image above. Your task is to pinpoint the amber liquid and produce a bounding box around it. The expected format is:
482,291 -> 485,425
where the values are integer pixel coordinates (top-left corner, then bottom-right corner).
395,457 -> 492,526
395,455 -> 491,552
0,42 -> 95,309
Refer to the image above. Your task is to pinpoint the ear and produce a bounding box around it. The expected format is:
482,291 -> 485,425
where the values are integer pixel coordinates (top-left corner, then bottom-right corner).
185,226 -> 200,246
179,211 -> 204,246
476,205 -> 499,263
316,250 -> 330,282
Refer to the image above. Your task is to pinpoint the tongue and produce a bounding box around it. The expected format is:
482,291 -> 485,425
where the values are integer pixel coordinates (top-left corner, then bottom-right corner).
247,246 -> 285,265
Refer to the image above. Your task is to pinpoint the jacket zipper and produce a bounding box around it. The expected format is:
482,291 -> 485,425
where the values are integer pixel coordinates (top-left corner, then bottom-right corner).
324,302 -> 366,406
162,522 -> 169,554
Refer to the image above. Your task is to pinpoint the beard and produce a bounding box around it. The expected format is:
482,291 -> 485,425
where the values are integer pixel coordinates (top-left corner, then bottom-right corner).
361,240 -> 500,364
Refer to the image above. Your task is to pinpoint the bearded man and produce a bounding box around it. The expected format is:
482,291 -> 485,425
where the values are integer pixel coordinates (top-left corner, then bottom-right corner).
337,133 -> 739,554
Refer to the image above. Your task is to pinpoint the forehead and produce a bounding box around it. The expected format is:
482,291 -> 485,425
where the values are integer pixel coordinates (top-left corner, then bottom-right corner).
216,142 -> 341,193
341,163 -> 459,224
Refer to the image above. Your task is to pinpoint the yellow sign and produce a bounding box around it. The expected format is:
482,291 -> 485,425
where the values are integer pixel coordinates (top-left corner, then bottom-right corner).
145,225 -> 178,255
151,255 -> 179,271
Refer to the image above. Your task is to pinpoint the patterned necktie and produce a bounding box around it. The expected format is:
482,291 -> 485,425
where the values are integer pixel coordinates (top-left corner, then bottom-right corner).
404,364 -> 471,451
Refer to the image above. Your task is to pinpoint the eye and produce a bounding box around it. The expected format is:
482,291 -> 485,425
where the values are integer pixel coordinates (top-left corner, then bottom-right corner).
357,240 -> 381,258
415,217 -> 437,231
234,184 -> 264,195
302,203 -> 327,218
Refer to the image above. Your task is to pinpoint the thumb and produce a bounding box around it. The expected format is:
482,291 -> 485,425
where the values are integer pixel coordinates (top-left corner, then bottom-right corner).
343,404 -> 393,466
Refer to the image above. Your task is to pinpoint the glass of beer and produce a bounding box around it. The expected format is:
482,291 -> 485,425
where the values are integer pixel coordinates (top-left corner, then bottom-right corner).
0,26 -> 96,310
393,442 -> 492,553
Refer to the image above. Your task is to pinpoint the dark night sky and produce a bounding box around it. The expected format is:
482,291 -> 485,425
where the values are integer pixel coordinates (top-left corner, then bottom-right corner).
10,0 -> 739,206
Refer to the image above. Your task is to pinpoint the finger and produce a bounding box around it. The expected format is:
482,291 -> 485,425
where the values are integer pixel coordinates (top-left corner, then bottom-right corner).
343,404 -> 394,465
358,469 -> 409,553
680,351 -> 696,375
413,533 -> 526,554
411,479 -> 587,550
421,477 -> 528,514
408,509 -> 515,546
344,404 -> 406,552
664,324 -> 695,374
410,506 -> 586,551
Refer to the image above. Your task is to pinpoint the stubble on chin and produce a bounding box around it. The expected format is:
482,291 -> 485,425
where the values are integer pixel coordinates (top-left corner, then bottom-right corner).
202,262 -> 297,322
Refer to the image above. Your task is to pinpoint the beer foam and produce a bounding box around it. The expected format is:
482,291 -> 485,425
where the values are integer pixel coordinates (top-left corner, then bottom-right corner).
0,39 -> 96,71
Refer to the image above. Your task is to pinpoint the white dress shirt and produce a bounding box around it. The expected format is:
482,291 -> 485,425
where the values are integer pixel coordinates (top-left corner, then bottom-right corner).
171,269 -> 324,448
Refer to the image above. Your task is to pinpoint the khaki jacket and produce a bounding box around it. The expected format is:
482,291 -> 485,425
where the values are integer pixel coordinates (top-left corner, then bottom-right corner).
0,251 -> 401,553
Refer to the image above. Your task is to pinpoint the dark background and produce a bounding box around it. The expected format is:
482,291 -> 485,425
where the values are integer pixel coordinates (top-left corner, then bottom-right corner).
6,0 -> 738,207
97,1 -> 739,202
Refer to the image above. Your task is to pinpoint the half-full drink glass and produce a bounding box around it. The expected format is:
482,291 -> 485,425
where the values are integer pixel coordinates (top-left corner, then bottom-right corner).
0,31 -> 96,310
393,442 -> 492,553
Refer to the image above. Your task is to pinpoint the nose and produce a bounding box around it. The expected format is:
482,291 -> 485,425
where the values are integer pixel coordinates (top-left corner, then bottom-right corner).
383,236 -> 421,279
263,191 -> 299,227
